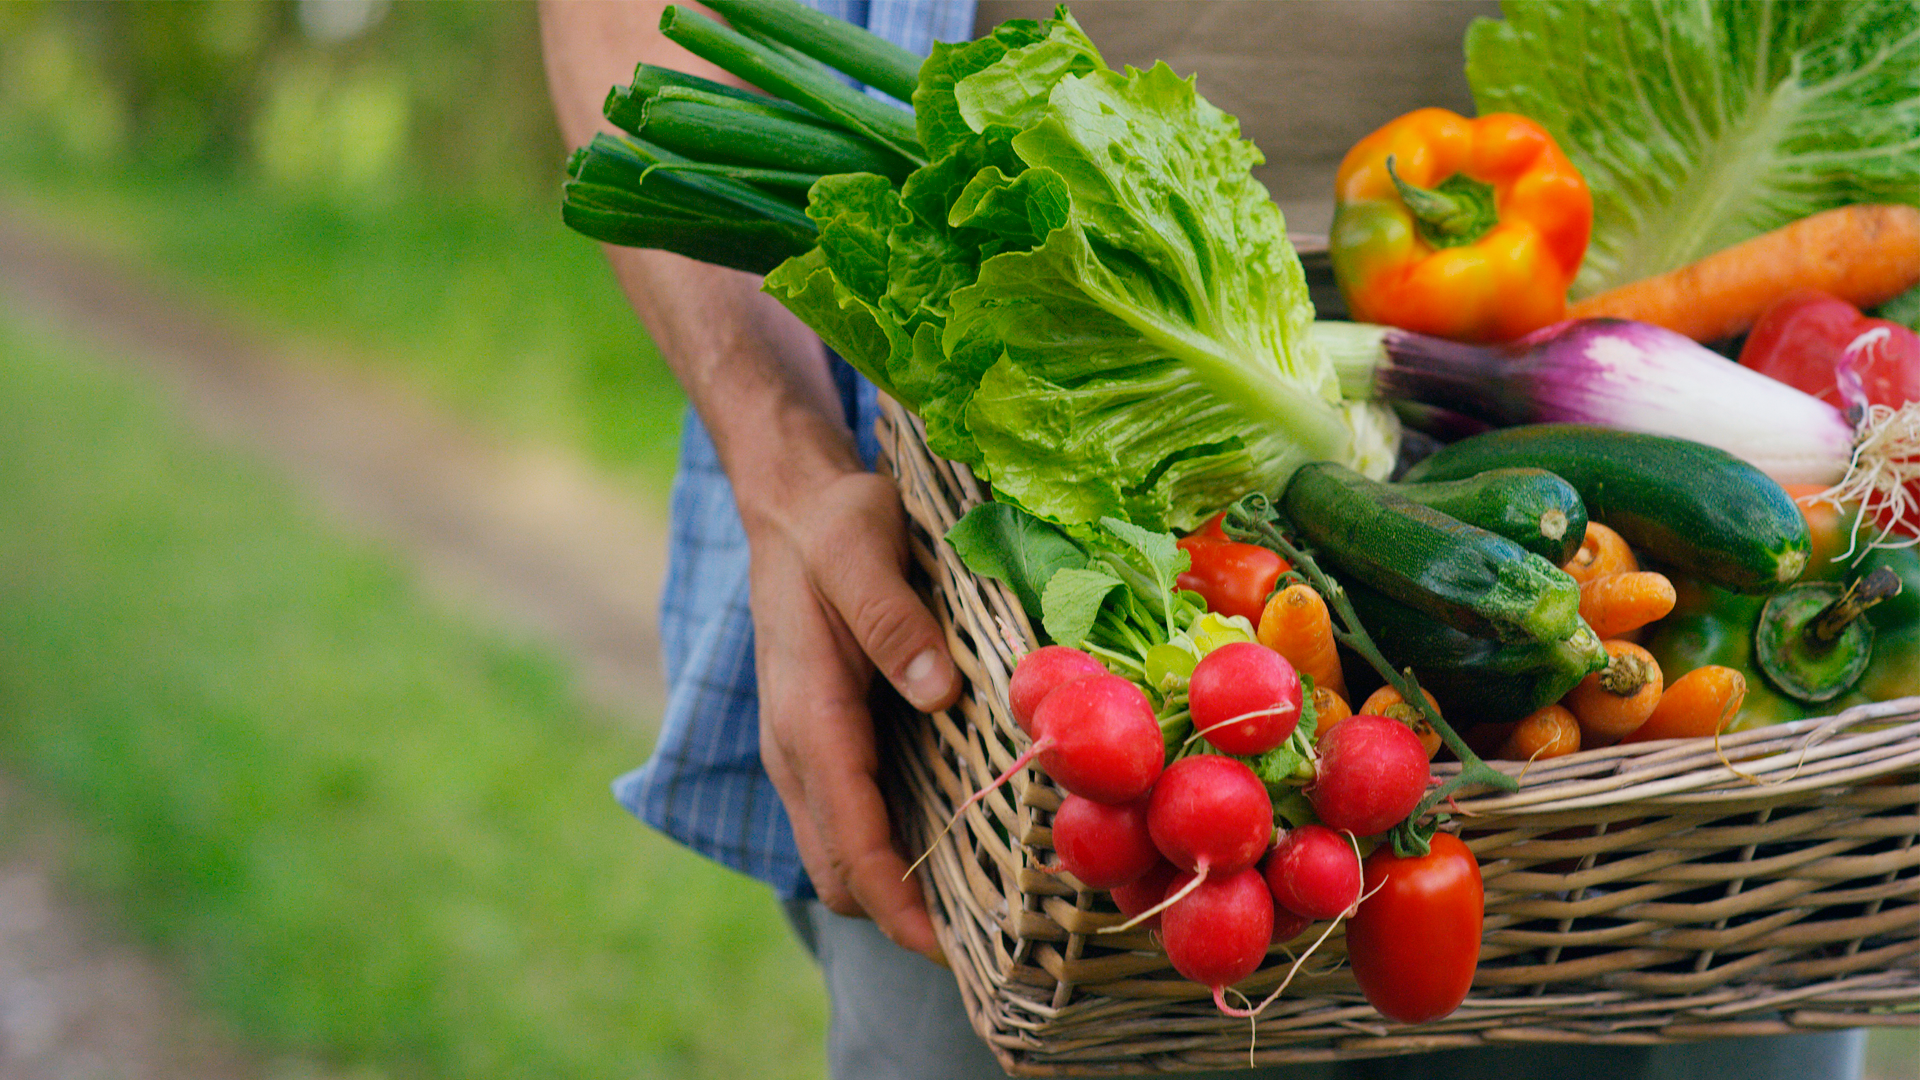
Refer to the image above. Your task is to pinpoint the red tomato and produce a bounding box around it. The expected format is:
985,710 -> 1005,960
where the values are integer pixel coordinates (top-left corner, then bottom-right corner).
1344,831 -> 1482,1024
1740,290 -> 1920,411
1740,291 -> 1920,541
1177,513 -> 1288,624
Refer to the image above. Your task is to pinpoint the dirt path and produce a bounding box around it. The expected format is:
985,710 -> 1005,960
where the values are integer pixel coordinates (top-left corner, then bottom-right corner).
0,208 -> 673,1078
0,209 -> 671,715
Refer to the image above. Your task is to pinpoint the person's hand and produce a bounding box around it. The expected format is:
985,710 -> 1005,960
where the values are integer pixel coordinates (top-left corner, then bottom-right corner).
745,466 -> 961,963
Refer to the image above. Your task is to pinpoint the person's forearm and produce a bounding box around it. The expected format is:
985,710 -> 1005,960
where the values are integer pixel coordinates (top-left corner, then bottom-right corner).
537,0 -> 857,519
540,1 -> 957,958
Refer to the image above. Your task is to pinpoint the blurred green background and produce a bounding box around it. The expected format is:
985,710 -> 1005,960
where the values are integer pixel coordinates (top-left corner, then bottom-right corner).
0,3 -> 1912,1079
0,2 -> 828,1078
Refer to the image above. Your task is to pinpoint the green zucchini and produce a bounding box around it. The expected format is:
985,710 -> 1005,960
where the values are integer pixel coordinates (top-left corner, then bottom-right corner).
1343,580 -> 1607,724
1401,424 -> 1810,594
1280,461 -> 1582,644
1390,468 -> 1586,565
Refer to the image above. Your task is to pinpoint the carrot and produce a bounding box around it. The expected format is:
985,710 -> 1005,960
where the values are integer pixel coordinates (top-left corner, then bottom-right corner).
1622,665 -> 1748,743
1258,582 -> 1346,701
1359,684 -> 1443,759
1563,640 -> 1665,746
1567,204 -> 1920,343
1561,521 -> 1638,586
1496,704 -> 1581,762
1309,685 -> 1351,741
1578,570 -> 1677,640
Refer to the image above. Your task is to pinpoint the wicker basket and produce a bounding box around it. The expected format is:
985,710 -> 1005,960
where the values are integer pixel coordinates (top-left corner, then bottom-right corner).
874,397 -> 1920,1076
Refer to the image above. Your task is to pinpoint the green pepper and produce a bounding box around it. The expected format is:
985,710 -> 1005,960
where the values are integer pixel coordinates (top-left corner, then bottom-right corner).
1752,570 -> 1898,704
1643,581 -> 1811,731
1854,544 -> 1920,702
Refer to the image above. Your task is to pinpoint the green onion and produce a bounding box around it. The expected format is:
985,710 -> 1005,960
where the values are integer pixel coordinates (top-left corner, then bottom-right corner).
640,95 -> 913,180
638,161 -> 825,190
569,134 -> 813,232
561,186 -> 814,276
650,84 -> 834,126
658,5 -> 924,165
605,63 -> 824,133
700,0 -> 925,103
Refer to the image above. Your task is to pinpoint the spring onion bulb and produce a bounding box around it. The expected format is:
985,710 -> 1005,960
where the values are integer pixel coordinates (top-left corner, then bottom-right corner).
1315,317 -> 1920,536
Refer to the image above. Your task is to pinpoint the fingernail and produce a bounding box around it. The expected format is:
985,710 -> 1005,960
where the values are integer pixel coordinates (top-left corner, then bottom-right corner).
902,649 -> 951,710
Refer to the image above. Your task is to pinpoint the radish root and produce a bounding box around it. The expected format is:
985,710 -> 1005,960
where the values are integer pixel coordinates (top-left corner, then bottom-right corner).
1182,704 -> 1300,748
903,738 -> 1048,880
1826,398 -> 1920,549
1097,865 -> 1207,934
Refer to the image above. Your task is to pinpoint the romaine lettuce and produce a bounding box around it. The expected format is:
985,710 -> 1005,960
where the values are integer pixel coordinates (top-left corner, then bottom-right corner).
1466,0 -> 1920,298
766,10 -> 1396,531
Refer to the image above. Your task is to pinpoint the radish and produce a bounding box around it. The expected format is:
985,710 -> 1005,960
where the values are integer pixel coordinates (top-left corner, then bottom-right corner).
1263,824 -> 1363,921
1270,896 -> 1311,945
1032,675 -> 1166,804
1111,859 -> 1181,930
1310,714 -> 1430,837
1009,646 -> 1106,736
1049,794 -> 1161,890
1147,755 -> 1275,878
1108,859 -> 1177,930
1101,755 -> 1275,933
1160,866 -> 1274,1014
910,673 -> 1164,876
1187,641 -> 1302,756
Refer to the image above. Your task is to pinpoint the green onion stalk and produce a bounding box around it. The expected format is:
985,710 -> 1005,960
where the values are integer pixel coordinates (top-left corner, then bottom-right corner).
562,0 -> 925,273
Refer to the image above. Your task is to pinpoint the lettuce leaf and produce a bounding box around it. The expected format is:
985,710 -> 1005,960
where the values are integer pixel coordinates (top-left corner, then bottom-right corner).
768,8 -> 1396,531
1467,1 -> 1920,298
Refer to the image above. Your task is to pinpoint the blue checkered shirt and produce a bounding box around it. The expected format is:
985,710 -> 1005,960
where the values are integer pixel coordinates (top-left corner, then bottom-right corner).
613,0 -> 979,898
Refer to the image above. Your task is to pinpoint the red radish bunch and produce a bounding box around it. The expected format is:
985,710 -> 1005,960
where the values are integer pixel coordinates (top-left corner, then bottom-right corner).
1000,646 -> 1470,1025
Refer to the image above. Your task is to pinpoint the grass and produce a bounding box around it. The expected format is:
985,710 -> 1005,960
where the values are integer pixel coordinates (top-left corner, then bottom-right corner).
1,158 -> 686,498
0,303 -> 825,1080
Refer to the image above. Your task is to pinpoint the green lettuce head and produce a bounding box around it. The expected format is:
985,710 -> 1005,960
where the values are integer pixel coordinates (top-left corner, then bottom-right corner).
766,9 -> 1397,531
1467,0 -> 1920,298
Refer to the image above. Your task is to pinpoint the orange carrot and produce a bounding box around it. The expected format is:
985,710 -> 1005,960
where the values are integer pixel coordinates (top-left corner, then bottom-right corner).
1622,665 -> 1748,743
1564,640 -> 1665,746
1496,704 -> 1581,762
1567,204 -> 1920,343
1258,583 -> 1347,701
1561,521 -> 1638,586
1309,685 -> 1351,741
1578,570 -> 1677,640
1359,684 -> 1443,759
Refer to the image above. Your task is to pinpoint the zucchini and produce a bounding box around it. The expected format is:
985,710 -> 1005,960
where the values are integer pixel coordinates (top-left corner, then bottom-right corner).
1390,468 -> 1586,565
1343,580 -> 1607,724
1280,461 -> 1582,644
1401,424 -> 1809,594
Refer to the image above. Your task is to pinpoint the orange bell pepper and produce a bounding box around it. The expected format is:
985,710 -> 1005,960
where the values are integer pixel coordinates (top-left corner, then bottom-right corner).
1330,108 -> 1592,343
